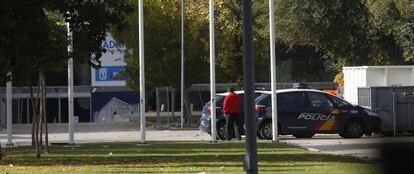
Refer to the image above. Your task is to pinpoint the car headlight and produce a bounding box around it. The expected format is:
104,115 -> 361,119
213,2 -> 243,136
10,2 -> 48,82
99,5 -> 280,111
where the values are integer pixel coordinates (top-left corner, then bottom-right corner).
364,108 -> 378,116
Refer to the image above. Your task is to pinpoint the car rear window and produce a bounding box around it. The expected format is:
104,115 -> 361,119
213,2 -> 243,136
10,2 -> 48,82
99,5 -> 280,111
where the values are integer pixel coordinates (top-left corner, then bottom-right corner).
255,94 -> 270,105
215,96 -> 224,107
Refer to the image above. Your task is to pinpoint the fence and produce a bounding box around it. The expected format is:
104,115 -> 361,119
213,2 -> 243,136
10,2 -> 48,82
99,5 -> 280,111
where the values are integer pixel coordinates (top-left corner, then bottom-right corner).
358,86 -> 414,135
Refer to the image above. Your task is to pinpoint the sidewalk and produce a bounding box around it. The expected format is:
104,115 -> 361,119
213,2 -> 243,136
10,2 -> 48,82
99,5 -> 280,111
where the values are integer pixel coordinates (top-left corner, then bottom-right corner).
0,122 -> 210,147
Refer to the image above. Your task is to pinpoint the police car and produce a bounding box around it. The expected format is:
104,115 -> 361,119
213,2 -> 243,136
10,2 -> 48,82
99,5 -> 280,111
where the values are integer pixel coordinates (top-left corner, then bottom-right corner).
255,89 -> 382,139
199,90 -> 268,140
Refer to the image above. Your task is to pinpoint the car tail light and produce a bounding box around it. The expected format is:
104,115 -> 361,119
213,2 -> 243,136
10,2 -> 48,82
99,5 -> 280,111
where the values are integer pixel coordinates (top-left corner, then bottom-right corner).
207,106 -> 222,113
255,104 -> 266,111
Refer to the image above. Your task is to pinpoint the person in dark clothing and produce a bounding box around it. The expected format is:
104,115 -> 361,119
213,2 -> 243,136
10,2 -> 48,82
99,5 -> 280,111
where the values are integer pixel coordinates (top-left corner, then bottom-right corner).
223,87 -> 242,141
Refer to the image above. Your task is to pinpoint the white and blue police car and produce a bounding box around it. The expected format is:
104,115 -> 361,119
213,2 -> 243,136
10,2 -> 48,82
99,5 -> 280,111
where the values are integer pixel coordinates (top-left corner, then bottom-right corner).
199,87 -> 382,140
255,89 -> 382,139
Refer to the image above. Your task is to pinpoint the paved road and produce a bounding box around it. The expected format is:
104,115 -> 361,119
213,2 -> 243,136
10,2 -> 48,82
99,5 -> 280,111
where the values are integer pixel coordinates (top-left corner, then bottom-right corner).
2,123 -> 414,162
0,123 -> 211,146
279,134 -> 414,162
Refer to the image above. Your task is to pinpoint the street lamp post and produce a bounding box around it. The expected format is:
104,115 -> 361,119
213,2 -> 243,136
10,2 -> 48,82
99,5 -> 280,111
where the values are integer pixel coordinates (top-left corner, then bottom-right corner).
138,0 -> 146,144
67,22 -> 75,145
6,72 -> 13,146
209,0 -> 217,143
269,0 -> 278,142
181,0 -> 185,129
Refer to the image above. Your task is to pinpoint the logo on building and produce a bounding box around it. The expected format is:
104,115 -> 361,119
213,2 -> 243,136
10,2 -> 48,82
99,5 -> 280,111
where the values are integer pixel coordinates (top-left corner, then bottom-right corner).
99,68 -> 107,80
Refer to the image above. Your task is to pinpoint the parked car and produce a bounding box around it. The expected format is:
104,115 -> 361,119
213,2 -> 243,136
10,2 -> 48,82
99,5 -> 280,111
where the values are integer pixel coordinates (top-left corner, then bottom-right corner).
255,89 -> 382,139
199,90 -> 268,140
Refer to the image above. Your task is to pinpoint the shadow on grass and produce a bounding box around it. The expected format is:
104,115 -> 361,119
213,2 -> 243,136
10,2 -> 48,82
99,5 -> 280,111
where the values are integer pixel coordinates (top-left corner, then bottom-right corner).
108,161 -> 332,169
85,163 -> 336,174
102,168 -> 312,174
4,141 -> 294,155
0,141 -> 369,167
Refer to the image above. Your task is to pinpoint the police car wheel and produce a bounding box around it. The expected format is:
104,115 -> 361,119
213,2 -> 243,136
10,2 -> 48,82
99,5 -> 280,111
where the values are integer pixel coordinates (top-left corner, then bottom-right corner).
217,121 -> 227,140
259,121 -> 273,140
342,120 -> 364,138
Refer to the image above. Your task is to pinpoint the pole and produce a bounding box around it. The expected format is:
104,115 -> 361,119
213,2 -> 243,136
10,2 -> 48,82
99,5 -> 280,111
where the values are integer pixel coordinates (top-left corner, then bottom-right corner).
171,88 -> 175,124
67,22 -> 75,145
138,0 -> 146,144
180,0 -> 185,129
26,98 -> 29,124
89,98 -> 92,122
242,0 -> 258,173
209,0 -> 217,143
6,72 -> 13,146
392,92 -> 396,136
269,0 -> 278,142
58,98 -> 61,123
156,88 -> 160,128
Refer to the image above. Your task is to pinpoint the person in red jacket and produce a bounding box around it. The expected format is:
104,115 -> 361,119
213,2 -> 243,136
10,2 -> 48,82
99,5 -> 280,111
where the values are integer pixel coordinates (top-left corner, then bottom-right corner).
223,87 -> 242,141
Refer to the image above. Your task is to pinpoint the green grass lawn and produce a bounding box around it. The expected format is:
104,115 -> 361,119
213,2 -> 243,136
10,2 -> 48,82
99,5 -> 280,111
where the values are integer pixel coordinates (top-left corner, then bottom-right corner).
0,141 -> 381,174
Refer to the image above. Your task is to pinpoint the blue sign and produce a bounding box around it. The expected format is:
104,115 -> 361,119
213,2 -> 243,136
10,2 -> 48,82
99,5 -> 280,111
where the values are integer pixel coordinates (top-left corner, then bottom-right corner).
95,66 -> 125,81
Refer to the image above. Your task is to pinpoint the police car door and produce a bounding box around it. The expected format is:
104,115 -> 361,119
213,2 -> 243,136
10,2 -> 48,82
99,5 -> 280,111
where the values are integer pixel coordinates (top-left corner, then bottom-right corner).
305,92 -> 335,132
278,92 -> 308,132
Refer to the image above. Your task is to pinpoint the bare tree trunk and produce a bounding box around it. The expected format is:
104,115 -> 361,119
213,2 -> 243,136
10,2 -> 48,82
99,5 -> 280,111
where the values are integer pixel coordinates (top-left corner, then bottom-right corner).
39,70 -> 44,150
39,100 -> 43,149
41,72 -> 49,153
35,111 -> 40,158
39,72 -> 44,150
30,75 -> 35,146
35,74 -> 41,158
29,69 -> 41,158
30,74 -> 40,149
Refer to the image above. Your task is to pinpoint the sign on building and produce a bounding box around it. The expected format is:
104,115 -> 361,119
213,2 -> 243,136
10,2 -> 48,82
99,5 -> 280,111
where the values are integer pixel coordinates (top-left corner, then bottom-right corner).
91,33 -> 127,86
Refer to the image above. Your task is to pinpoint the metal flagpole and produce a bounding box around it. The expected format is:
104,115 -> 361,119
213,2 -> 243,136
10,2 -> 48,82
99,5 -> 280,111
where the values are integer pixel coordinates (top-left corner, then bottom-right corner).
138,0 -> 146,144
181,0 -> 185,129
67,22 -> 75,145
6,72 -> 13,146
242,0 -> 258,173
269,0 -> 278,142
209,0 -> 217,143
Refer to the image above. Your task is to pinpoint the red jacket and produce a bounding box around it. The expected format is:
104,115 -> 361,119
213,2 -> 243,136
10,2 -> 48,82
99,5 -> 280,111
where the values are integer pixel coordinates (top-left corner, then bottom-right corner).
223,92 -> 242,114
